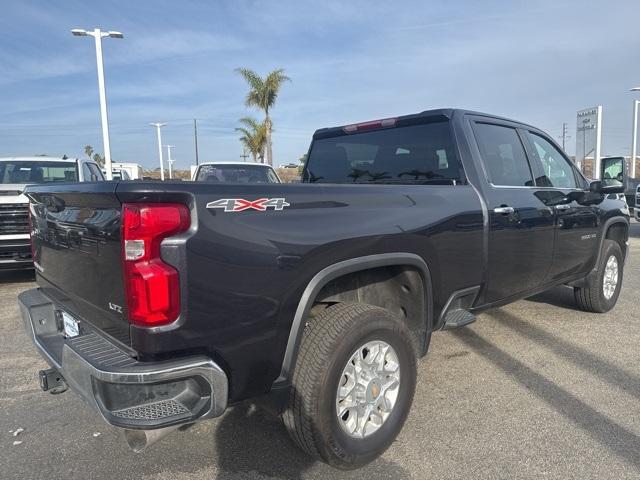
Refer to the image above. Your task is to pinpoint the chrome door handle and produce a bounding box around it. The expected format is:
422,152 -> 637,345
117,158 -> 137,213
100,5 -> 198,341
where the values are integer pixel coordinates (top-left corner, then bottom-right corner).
493,206 -> 515,214
555,204 -> 572,210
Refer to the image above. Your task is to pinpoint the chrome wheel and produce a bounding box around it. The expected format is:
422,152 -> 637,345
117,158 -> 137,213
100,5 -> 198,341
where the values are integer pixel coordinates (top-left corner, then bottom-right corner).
603,255 -> 619,300
336,340 -> 401,438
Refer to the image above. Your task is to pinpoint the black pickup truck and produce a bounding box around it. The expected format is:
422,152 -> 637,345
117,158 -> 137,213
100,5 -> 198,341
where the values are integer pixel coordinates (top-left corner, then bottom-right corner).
19,109 -> 629,469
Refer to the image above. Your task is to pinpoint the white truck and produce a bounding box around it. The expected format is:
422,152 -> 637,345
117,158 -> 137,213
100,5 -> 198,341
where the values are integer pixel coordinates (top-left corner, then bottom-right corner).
111,162 -> 144,180
0,156 -> 104,270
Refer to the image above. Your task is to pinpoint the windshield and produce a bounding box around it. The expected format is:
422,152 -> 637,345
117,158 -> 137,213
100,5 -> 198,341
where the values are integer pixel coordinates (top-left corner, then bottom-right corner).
0,161 -> 78,184
303,121 -> 463,184
195,164 -> 280,183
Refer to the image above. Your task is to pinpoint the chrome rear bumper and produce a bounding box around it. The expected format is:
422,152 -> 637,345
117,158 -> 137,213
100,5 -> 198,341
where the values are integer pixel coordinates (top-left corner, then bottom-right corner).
19,288 -> 228,430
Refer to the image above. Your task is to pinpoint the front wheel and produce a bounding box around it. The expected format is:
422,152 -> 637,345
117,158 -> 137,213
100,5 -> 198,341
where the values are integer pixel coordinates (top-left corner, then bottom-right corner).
283,303 -> 417,469
574,239 -> 624,313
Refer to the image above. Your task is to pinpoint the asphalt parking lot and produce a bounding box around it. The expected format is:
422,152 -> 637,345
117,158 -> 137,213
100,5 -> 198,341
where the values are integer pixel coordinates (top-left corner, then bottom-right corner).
2,228 -> 639,480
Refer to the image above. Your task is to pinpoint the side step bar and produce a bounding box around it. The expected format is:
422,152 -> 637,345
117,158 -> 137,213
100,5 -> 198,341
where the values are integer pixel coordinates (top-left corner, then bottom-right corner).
441,309 -> 476,330
439,286 -> 480,330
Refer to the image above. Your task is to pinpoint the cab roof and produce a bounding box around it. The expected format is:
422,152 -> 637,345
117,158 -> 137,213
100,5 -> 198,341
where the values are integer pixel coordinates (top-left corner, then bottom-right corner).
197,162 -> 275,168
0,156 -> 77,163
312,108 -> 536,140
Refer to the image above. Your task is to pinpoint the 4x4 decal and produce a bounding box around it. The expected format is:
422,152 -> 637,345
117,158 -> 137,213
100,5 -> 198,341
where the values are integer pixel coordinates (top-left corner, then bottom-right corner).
206,198 -> 290,212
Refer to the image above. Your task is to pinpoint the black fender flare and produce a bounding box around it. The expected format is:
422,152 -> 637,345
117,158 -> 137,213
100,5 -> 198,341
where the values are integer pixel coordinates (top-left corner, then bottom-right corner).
273,253 -> 433,386
594,217 -> 629,270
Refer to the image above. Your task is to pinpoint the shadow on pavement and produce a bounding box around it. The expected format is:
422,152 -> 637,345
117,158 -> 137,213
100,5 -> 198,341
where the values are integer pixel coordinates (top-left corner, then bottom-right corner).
0,269 -> 35,284
486,308 -> 640,399
214,403 -> 410,479
452,327 -> 640,469
524,285 -> 578,310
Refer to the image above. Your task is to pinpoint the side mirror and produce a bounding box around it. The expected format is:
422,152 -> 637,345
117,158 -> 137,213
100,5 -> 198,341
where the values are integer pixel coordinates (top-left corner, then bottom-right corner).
589,180 -> 603,193
598,157 -> 625,193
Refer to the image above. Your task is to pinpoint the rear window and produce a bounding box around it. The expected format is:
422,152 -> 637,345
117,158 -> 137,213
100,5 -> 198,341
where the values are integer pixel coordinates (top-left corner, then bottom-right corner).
195,164 -> 280,183
303,122 -> 463,184
0,161 -> 78,184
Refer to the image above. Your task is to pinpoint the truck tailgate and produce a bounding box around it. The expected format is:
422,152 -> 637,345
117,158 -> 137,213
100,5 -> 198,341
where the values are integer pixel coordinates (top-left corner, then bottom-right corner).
27,183 -> 130,346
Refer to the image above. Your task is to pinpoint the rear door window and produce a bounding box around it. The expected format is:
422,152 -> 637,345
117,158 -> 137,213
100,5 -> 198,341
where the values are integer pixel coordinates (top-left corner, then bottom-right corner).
473,123 -> 534,187
304,121 -> 463,184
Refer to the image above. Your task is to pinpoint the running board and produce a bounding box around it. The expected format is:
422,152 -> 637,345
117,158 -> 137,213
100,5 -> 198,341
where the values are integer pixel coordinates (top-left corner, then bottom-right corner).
438,286 -> 480,330
441,309 -> 477,330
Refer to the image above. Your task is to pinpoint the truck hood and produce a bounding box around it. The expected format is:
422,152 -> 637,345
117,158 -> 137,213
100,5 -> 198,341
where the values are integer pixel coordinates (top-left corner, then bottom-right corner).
0,184 -> 29,203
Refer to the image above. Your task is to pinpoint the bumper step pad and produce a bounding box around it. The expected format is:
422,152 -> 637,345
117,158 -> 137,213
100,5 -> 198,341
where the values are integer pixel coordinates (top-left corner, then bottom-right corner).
112,399 -> 190,421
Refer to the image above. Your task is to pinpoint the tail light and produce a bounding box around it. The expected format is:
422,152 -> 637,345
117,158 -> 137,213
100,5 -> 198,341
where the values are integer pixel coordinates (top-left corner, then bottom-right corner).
27,203 -> 35,262
343,117 -> 397,133
121,203 -> 190,327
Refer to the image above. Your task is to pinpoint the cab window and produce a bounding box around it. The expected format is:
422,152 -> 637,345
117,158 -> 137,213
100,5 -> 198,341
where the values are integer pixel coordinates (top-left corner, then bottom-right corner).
526,132 -> 578,189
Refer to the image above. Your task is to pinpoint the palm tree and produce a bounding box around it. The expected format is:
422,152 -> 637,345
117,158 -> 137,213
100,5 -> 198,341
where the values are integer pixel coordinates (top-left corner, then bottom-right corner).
84,145 -> 94,158
235,68 -> 290,166
235,117 -> 267,163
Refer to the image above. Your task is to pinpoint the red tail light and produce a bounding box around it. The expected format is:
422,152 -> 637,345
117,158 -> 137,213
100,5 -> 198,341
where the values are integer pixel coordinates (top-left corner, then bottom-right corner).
27,203 -> 35,263
121,203 -> 190,327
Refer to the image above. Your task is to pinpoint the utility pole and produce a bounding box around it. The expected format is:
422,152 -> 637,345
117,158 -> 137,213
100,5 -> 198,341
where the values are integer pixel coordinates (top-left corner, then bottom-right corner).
629,87 -> 640,178
150,123 -> 166,180
559,122 -> 570,151
71,28 -> 123,180
240,148 -> 249,162
193,119 -> 199,166
165,145 -> 174,179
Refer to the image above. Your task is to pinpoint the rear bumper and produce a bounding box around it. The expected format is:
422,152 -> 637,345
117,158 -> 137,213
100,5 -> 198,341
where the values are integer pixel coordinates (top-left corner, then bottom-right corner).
19,288 -> 228,430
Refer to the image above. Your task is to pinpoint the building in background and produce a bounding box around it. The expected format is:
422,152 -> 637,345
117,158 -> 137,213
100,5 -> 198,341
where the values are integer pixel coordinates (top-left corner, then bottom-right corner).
575,106 -> 603,179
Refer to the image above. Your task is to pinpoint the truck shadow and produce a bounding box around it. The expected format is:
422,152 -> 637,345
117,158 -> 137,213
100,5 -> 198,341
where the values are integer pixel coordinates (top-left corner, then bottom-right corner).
451,327 -> 640,469
213,403 -> 411,479
0,269 -> 35,284
524,285 -> 578,310
486,308 -> 640,399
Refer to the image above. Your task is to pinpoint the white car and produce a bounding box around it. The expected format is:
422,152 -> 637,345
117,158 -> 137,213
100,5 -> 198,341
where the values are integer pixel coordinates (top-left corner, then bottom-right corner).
0,156 -> 104,270
192,162 -> 281,183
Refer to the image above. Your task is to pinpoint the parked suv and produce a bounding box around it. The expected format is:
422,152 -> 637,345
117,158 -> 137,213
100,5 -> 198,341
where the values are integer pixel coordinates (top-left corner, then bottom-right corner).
0,156 -> 104,270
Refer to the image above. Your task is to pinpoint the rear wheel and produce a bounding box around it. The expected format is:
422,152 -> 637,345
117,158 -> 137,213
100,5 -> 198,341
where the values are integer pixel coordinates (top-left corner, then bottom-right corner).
283,303 -> 417,469
574,239 -> 623,313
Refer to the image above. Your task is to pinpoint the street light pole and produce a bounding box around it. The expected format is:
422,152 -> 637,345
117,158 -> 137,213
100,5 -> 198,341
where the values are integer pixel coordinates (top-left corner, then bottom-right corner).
165,145 -> 174,179
631,88 -> 640,179
150,123 -> 166,180
71,28 -> 123,181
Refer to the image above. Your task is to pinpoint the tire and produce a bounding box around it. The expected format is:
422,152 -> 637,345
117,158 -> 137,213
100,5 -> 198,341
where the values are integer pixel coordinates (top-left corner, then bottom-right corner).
283,303 -> 418,469
574,239 -> 623,313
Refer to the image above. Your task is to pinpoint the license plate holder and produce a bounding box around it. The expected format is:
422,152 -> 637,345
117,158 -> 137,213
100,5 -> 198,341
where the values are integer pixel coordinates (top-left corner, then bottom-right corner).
62,311 -> 80,338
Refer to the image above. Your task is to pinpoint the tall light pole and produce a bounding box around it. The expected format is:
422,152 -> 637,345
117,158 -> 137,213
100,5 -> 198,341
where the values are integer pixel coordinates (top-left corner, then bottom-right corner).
631,87 -> 640,178
150,123 -> 166,180
71,28 -> 123,181
165,145 -> 174,179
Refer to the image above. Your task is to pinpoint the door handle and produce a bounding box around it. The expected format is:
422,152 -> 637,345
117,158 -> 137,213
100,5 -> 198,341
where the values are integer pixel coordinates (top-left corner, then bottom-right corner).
493,206 -> 515,214
554,204 -> 572,210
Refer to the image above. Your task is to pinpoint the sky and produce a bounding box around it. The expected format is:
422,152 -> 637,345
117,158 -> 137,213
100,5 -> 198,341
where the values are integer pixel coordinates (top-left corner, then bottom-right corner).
0,0 -> 639,169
